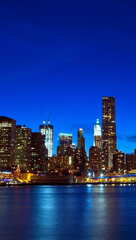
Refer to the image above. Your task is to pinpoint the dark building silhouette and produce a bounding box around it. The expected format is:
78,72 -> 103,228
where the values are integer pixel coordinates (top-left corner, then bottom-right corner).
0,116 -> 16,171
15,125 -> 32,172
31,132 -> 48,173
102,97 -> 117,170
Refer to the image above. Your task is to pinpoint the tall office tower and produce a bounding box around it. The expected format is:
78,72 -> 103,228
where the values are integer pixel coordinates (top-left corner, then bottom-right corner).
57,133 -> 73,155
89,146 -> 101,176
31,132 -> 48,173
15,125 -> 32,172
78,128 -> 85,150
93,119 -> 102,149
40,121 -> 54,157
72,128 -> 87,176
102,97 -> 117,169
0,116 -> 16,170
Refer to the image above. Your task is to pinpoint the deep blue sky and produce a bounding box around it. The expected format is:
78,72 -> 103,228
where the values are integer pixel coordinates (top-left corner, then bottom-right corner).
0,0 -> 136,154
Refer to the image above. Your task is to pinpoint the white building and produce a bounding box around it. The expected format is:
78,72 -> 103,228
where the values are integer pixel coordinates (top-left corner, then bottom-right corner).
93,118 -> 102,149
40,121 -> 54,157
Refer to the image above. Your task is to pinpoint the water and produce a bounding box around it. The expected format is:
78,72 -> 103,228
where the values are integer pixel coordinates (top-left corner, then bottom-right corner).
0,185 -> 136,240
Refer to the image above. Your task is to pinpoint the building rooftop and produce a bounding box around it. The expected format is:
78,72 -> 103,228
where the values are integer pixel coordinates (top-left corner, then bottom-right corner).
0,116 -> 16,122
59,133 -> 73,137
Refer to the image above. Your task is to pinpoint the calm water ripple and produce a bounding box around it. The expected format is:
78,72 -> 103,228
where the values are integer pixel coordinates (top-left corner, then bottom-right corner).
0,185 -> 136,240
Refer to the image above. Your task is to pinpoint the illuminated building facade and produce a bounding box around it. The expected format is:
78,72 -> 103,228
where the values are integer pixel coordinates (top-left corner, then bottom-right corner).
89,146 -> 101,176
57,133 -> 73,155
113,150 -> 125,173
93,118 -> 102,149
40,121 -> 53,157
15,125 -> 32,172
73,128 -> 87,175
56,134 -> 76,175
73,148 -> 86,176
31,132 -> 48,173
102,97 -> 117,169
0,116 -> 16,170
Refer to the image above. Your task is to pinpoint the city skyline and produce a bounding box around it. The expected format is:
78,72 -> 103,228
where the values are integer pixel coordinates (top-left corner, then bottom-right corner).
0,1 -> 136,153
1,2 -> 136,240
0,95 -> 135,155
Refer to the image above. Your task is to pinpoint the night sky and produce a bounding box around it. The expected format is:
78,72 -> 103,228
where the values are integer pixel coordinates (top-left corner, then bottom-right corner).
0,0 -> 136,154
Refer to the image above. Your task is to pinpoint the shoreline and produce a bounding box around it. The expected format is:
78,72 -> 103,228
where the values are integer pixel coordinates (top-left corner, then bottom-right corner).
1,182 -> 136,187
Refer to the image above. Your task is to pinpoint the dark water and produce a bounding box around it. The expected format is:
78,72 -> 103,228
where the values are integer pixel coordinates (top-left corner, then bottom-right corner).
0,185 -> 136,240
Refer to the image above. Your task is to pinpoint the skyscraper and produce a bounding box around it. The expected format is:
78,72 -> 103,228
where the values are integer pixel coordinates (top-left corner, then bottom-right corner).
78,128 -> 85,150
55,134 -> 75,175
40,121 -> 54,157
74,128 -> 87,175
89,146 -> 101,176
0,116 -> 16,170
15,125 -> 32,172
31,132 -> 48,173
58,133 -> 73,155
102,97 -> 117,169
93,119 -> 102,149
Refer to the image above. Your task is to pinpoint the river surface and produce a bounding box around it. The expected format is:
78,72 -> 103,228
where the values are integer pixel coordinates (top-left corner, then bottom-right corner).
0,185 -> 136,240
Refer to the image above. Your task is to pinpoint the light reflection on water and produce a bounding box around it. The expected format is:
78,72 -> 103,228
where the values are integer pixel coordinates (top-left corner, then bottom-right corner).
0,185 -> 136,240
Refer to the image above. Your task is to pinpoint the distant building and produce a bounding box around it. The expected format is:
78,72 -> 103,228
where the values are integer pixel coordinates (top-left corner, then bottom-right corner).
57,130 -> 87,176
73,147 -> 87,176
57,133 -> 73,155
126,150 -> 136,172
40,121 -> 53,157
102,97 -> 117,169
89,146 -> 101,176
56,134 -> 77,175
0,116 -> 16,171
15,125 -> 32,172
113,150 -> 125,173
73,128 -> 87,175
93,119 -> 102,149
78,128 -> 85,150
31,132 -> 48,173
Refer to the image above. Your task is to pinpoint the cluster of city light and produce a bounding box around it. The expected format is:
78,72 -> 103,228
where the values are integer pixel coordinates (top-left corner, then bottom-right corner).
84,174 -> 136,184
